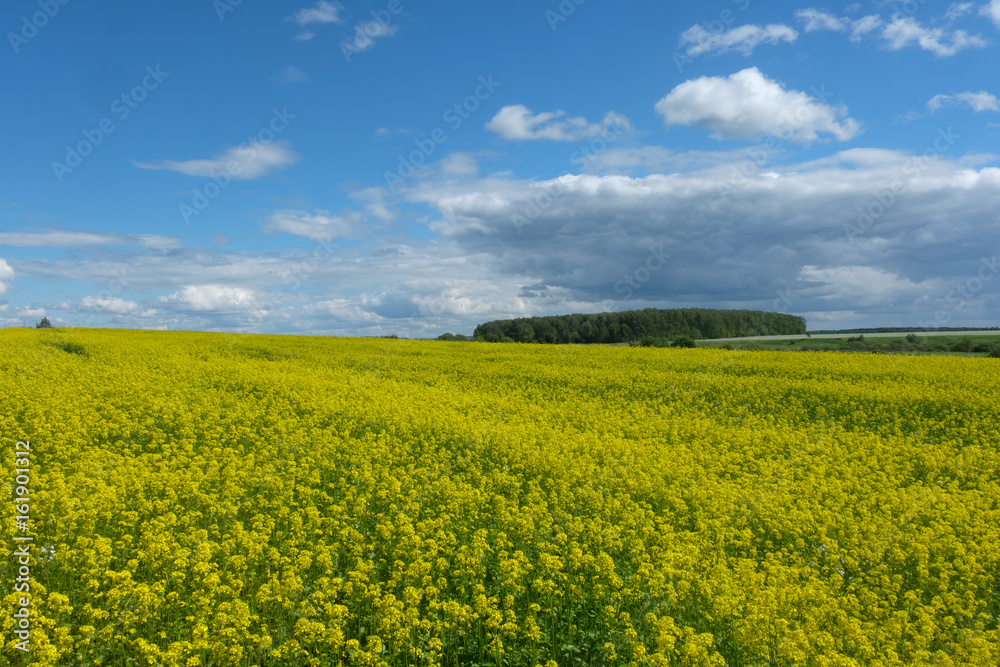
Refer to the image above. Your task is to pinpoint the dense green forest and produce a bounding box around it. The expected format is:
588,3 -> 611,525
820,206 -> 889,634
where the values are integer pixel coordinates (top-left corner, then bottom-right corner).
472,308 -> 806,344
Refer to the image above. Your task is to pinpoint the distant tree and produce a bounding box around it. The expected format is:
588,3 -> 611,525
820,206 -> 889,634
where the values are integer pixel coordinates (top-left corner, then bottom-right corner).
671,336 -> 697,348
951,338 -> 973,353
35,317 -> 52,329
436,333 -> 468,341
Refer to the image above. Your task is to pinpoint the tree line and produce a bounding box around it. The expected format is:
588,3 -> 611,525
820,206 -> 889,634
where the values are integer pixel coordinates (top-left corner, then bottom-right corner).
469,308 -> 806,344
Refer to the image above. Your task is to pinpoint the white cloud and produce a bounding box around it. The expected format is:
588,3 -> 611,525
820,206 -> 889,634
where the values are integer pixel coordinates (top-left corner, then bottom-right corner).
0,259 -> 13,297
279,65 -> 310,84
796,9 -> 849,32
160,285 -> 258,312
882,16 -> 988,56
19,148 -> 1000,335
849,15 -> 883,41
486,105 -> 632,141
794,9 -> 882,41
0,229 -> 180,249
264,210 -> 357,242
655,67 -> 861,144
679,23 -> 798,57
290,2 -> 342,26
797,8 -> 987,52
440,153 -> 480,176
295,30 -> 316,41
928,91 -> 1000,112
985,0 -> 1000,27
132,141 -> 299,181
946,3 -> 975,20
798,266 -> 943,307
341,20 -> 399,54
79,295 -> 140,314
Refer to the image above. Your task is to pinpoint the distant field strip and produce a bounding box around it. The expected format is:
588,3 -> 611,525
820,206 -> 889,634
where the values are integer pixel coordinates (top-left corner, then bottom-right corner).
702,330 -> 1000,342
1,329 -> 998,665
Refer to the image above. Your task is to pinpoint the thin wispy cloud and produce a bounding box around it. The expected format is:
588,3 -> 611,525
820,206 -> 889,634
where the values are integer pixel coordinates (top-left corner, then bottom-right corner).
928,90 -> 1000,112
132,142 -> 300,181
341,20 -> 399,54
679,23 -> 798,56
882,16 -> 988,56
486,106 -> 631,141
795,9 -> 881,42
0,229 -> 180,249
278,65 -> 310,84
288,2 -> 342,41
795,7 -> 987,55
946,3 -> 975,20
290,2 -> 342,26
263,209 -> 359,242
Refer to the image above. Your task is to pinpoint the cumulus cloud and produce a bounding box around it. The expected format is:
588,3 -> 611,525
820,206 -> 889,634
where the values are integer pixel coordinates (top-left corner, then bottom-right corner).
655,67 -> 862,144
486,105 -> 631,141
0,259 -> 13,297
882,16 -> 988,56
17,149 -> 1000,334
678,23 -> 798,56
403,152 -> 1000,327
132,142 -> 299,180
927,91 -> 1000,112
263,209 -> 358,242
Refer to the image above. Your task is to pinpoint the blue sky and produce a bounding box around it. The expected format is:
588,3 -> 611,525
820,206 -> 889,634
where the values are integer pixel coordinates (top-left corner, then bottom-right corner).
2,0 -> 999,336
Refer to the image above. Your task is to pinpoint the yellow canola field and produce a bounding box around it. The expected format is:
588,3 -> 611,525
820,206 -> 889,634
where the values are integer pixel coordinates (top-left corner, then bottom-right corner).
1,328 -> 999,667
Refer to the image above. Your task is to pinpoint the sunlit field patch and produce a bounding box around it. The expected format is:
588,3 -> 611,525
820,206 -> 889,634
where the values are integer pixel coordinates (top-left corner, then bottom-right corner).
1,328 -> 998,666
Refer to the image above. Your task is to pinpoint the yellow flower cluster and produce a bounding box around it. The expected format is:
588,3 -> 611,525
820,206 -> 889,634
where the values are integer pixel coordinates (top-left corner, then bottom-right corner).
1,328 -> 998,665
